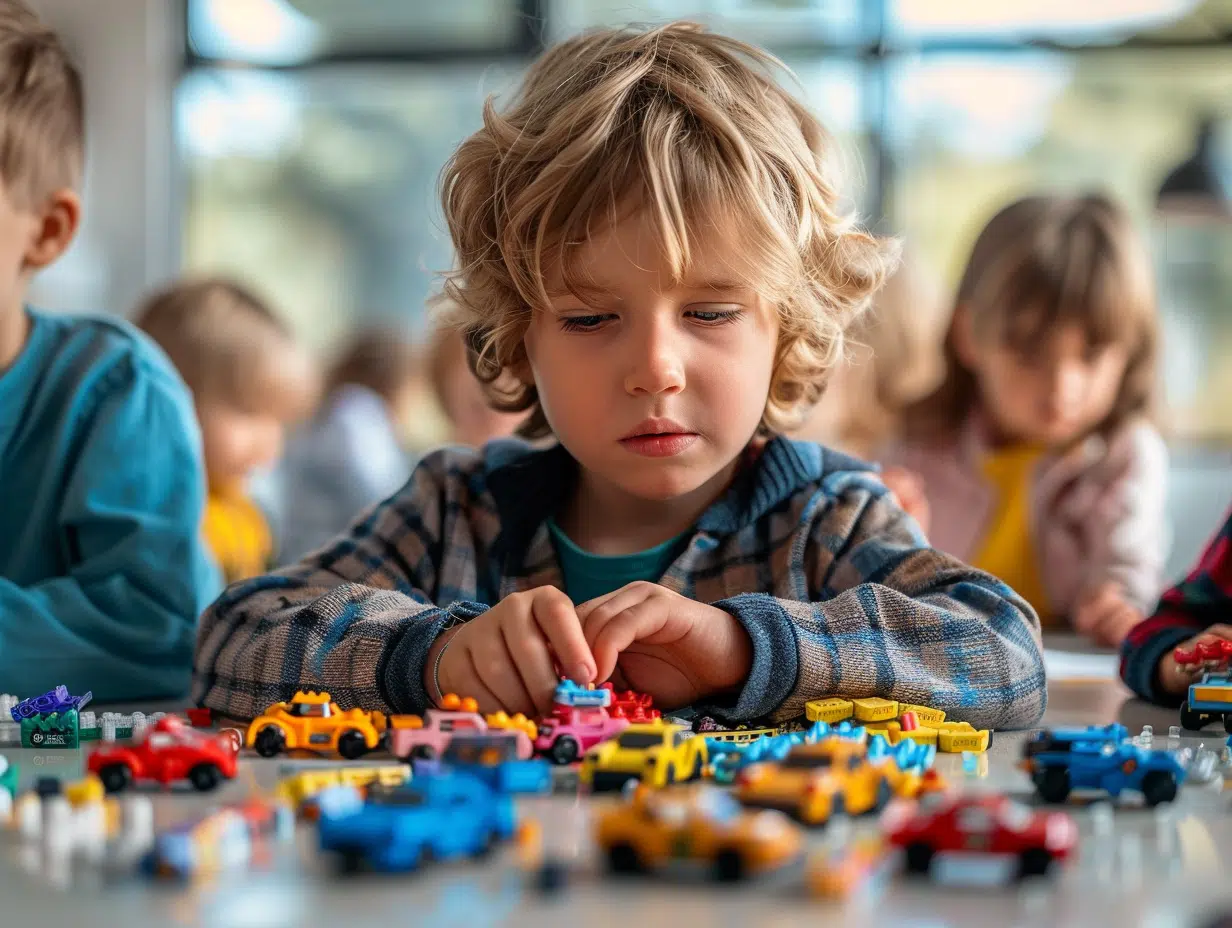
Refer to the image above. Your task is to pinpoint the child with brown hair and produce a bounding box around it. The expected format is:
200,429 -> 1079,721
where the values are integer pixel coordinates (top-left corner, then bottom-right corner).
194,22 -> 1044,730
277,329 -> 418,562
887,194 -> 1165,647
134,278 -> 319,583
0,0 -> 219,699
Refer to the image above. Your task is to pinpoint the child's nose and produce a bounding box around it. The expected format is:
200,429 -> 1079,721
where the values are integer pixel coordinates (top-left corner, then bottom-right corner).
624,321 -> 686,396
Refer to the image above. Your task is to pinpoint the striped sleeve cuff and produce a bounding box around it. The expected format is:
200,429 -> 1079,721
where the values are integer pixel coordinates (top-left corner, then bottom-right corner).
379,601 -> 490,714
1120,617 -> 1200,706
697,594 -> 800,723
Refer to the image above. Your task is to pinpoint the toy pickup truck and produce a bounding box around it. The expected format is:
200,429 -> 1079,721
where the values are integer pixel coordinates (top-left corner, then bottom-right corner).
1020,724 -> 1185,806
386,709 -> 532,762
317,773 -> 518,873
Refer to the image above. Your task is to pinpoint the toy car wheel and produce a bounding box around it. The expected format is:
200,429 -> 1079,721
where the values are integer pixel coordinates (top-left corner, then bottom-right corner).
410,745 -> 437,761
252,725 -> 286,758
335,849 -> 365,875
473,830 -> 497,859
1180,702 -> 1205,731
550,737 -> 579,765
904,842 -> 934,875
97,763 -> 132,794
607,842 -> 644,875
1034,767 -> 1071,803
188,763 -> 223,792
1223,714 -> 1232,736
1017,848 -> 1053,879
1140,770 -> 1178,806
872,778 -> 893,812
714,848 -> 746,883
336,730 -> 369,760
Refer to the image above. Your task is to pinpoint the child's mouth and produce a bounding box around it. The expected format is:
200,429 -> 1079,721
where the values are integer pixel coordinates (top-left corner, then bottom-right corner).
619,431 -> 698,457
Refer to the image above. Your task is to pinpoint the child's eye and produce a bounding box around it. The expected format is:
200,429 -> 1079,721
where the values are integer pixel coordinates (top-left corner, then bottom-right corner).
686,308 -> 743,326
559,314 -> 613,333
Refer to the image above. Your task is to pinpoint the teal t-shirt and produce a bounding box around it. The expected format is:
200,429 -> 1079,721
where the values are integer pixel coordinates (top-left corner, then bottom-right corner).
547,519 -> 690,604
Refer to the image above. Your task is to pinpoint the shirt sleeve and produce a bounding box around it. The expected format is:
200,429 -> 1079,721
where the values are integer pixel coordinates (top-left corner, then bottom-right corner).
1120,507 -> 1232,704
0,361 -> 220,700
191,452 -> 487,720
702,480 -> 1047,730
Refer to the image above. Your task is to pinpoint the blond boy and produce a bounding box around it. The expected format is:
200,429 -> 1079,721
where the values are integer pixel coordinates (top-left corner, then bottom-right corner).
194,23 -> 1044,729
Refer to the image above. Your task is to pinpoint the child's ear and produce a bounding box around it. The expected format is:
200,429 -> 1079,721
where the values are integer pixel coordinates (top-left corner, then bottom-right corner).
23,188 -> 81,271
950,302 -> 981,370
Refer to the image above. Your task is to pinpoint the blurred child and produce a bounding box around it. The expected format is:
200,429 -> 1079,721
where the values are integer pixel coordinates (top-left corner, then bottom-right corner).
277,329 -> 417,562
792,251 -> 945,529
887,194 -> 1165,647
1121,508 -> 1232,704
427,325 -> 525,447
194,22 -> 1044,730
134,278 -> 318,584
0,0 -> 219,699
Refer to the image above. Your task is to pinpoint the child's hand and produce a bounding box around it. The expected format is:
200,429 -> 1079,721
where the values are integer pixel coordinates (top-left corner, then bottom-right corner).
1157,625 -> 1232,695
880,466 -> 930,535
1072,582 -> 1143,647
575,582 -> 753,710
426,587 -> 595,717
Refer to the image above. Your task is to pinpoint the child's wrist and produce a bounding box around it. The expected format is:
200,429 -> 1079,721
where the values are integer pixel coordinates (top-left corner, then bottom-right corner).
423,626 -> 462,708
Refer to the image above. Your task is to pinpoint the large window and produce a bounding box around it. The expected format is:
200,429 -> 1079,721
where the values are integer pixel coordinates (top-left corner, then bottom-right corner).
180,0 -> 1232,437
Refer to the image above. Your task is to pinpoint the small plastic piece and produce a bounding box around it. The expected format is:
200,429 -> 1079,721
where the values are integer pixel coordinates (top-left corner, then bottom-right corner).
1169,725 -> 1181,739
897,703 -> 946,725
804,697 -> 854,724
900,712 -> 919,732
937,728 -> 990,753
185,707 -> 215,727
9,686 -> 92,722
851,697 -> 899,723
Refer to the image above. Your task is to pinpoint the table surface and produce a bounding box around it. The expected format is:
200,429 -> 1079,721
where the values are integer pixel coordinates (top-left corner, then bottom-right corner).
3,643 -> 1230,928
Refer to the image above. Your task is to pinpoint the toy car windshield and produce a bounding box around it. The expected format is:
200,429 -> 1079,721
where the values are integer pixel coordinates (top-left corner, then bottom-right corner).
616,732 -> 665,749
287,702 -> 329,717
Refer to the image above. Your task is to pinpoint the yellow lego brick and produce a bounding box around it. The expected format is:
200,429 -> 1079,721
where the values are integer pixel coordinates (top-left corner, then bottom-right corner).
863,721 -> 901,744
934,721 -> 977,733
897,704 -> 946,725
896,726 -> 938,747
937,729 -> 990,753
851,697 -> 899,723
805,697 -> 854,724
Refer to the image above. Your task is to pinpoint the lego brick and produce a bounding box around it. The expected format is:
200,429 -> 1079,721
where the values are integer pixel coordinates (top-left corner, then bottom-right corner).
935,721 -> 977,733
938,729 -> 990,753
898,703 -> 946,725
804,697 -> 854,724
863,721 -> 901,744
897,727 -> 939,747
851,697 -> 899,723
20,709 -> 79,749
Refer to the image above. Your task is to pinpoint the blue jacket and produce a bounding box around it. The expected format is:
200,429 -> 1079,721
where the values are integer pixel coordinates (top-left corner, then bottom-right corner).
194,438 -> 1046,729
0,309 -> 220,699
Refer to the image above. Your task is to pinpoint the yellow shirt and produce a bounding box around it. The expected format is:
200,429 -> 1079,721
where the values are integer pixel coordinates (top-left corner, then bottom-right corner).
969,445 -> 1054,626
203,491 -> 273,585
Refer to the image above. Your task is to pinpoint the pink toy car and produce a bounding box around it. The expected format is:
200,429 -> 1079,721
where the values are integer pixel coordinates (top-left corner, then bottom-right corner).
386,710 -> 532,762
534,705 -> 630,764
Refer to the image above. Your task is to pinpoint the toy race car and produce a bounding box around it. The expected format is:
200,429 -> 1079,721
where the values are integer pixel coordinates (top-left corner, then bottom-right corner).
1020,724 -> 1185,805
578,722 -> 708,792
883,793 -> 1076,881
87,715 -> 239,792
246,690 -> 384,759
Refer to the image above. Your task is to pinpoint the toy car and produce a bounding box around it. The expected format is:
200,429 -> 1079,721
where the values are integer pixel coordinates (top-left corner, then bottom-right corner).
594,784 -> 802,882
1021,725 -> 1185,805
534,704 -> 629,764
317,773 -> 518,873
87,715 -> 239,793
1175,641 -> 1232,732
245,690 -> 383,759
414,734 -> 553,794
733,737 -> 920,826
577,721 -> 708,792
882,793 -> 1077,880
386,708 -> 532,762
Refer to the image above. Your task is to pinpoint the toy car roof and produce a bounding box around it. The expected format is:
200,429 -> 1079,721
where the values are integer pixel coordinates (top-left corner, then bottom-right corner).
288,690 -> 334,705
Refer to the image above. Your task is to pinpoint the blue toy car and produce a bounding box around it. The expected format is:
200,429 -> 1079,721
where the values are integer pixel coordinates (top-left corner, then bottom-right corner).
1021,725 -> 1185,806
412,734 -> 552,794
318,773 -> 517,873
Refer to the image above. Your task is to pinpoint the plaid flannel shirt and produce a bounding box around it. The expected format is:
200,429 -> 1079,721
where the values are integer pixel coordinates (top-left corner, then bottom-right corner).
192,437 -> 1046,729
1121,507 -> 1232,704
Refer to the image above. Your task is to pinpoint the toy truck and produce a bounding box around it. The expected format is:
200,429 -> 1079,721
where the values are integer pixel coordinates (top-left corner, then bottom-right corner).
1020,724 -> 1185,806
1174,640 -> 1232,732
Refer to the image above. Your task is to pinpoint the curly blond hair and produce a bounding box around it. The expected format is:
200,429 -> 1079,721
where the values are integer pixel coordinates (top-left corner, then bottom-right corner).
437,21 -> 896,438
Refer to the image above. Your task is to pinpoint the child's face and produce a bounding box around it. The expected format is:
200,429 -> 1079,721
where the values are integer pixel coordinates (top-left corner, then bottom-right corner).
197,399 -> 286,494
964,318 -> 1130,447
523,209 -> 779,503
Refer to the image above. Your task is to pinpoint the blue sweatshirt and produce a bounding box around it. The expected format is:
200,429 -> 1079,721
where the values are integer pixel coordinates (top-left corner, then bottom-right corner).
0,308 -> 221,700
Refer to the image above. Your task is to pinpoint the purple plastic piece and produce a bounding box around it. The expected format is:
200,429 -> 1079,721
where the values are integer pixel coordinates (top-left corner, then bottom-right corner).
9,685 -> 93,722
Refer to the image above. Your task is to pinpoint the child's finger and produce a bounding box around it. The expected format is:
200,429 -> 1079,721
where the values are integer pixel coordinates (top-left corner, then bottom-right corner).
442,639 -> 507,713
591,601 -> 669,682
1198,624 -> 1232,642
530,588 -> 595,684
574,587 -> 625,622
471,636 -> 536,716
578,585 -> 647,647
501,621 -> 562,717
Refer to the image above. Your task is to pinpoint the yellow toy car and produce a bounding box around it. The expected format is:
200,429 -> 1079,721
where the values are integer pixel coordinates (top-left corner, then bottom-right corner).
595,784 -> 802,882
578,721 -> 708,792
733,738 -> 912,826
246,690 -> 383,759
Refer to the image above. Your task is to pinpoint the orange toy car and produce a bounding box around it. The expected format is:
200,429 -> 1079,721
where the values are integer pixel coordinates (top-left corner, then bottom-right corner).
245,691 -> 383,759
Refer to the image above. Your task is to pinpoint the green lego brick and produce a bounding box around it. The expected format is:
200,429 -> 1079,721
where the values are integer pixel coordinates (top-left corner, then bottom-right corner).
20,709 -> 79,749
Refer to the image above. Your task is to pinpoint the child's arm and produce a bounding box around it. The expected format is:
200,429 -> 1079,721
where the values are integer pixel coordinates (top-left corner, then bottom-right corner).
0,365 -> 219,700
193,452 -> 487,719
704,477 -> 1045,731
1120,508 -> 1232,704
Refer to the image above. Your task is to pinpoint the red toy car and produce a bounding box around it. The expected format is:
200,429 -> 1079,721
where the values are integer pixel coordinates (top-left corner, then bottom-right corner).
87,715 -> 239,793
882,794 -> 1076,880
